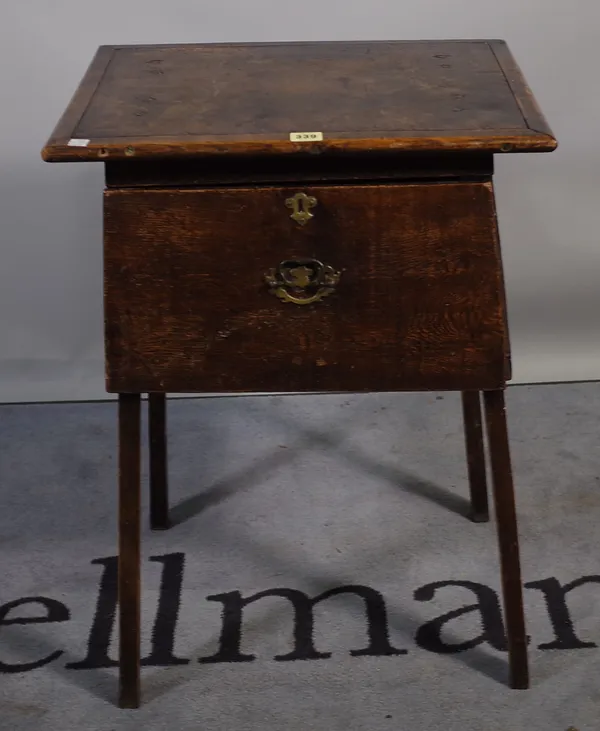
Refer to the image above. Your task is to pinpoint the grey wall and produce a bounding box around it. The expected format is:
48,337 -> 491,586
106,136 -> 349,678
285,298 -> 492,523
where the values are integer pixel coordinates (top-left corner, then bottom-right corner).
1,1 -> 598,403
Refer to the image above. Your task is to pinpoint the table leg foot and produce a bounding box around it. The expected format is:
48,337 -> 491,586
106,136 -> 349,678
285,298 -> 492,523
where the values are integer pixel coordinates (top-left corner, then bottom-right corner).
483,388 -> 529,690
118,393 -> 142,708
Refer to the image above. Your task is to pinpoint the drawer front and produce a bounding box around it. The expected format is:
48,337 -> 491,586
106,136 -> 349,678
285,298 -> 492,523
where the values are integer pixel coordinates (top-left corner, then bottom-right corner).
104,181 -> 508,393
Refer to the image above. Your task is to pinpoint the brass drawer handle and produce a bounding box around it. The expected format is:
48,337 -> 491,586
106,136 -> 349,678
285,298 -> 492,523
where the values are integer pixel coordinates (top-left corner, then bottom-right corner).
265,259 -> 341,305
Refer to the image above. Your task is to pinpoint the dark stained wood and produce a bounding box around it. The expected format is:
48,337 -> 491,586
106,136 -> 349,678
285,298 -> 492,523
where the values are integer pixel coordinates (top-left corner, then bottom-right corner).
42,40 -> 556,162
148,393 -> 169,530
43,46 -> 116,156
483,388 -> 529,690
41,40 -> 555,701
103,181 -> 507,394
118,393 -> 142,708
489,41 -> 555,138
488,183 -> 512,382
105,152 -> 493,188
461,391 -> 489,522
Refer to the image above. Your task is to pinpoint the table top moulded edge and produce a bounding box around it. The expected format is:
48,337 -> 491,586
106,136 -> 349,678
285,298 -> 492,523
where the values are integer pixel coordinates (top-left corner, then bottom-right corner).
41,40 -> 557,163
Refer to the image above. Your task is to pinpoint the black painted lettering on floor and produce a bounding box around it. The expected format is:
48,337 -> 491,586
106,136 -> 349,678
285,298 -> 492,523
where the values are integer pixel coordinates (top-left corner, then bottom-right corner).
1,553 -> 599,672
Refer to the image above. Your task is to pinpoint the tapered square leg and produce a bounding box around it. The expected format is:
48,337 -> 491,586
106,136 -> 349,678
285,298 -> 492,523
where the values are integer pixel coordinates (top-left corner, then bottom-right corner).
118,393 -> 142,708
483,388 -> 529,690
461,391 -> 490,523
148,393 -> 170,530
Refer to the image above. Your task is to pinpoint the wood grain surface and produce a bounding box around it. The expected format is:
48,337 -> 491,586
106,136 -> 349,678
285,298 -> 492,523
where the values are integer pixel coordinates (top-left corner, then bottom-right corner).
104,180 -> 508,393
42,40 -> 556,162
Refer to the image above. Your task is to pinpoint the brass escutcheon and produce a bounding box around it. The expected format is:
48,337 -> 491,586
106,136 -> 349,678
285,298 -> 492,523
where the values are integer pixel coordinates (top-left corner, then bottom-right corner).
285,192 -> 317,226
265,258 -> 340,305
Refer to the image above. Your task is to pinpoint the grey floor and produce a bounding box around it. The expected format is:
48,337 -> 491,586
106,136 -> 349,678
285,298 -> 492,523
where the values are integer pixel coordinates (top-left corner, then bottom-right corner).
1,384 -> 600,730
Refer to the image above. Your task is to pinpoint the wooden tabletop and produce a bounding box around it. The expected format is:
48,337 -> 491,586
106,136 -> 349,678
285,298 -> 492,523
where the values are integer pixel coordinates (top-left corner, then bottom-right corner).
42,40 -> 557,162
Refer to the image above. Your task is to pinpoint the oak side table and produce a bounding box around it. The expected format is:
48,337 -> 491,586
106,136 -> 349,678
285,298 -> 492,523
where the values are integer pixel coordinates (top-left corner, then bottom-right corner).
42,40 -> 557,708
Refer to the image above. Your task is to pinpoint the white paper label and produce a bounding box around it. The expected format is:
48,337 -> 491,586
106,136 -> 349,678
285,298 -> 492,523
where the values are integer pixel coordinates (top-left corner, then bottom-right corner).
289,132 -> 323,142
67,138 -> 90,147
